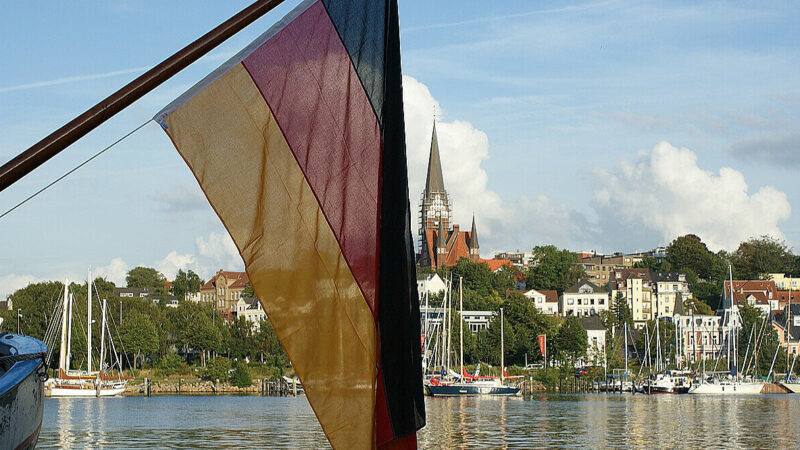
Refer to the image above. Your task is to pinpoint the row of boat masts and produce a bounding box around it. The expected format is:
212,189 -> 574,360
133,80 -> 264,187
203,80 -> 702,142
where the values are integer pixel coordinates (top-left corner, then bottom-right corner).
602,267 -> 791,395
421,277 -> 521,396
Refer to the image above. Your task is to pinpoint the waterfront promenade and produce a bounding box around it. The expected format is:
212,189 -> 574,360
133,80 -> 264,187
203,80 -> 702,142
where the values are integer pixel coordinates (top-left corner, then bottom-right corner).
40,394 -> 800,448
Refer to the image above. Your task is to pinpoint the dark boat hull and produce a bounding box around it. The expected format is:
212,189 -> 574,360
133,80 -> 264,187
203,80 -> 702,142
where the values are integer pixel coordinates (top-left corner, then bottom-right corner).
428,383 -> 521,397
0,334 -> 46,450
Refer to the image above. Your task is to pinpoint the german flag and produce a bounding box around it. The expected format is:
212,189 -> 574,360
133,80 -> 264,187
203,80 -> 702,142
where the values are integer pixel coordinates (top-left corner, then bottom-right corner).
155,0 -> 424,448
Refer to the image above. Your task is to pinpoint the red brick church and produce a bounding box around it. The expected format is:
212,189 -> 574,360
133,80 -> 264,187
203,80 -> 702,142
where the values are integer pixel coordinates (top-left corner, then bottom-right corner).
417,122 -> 480,268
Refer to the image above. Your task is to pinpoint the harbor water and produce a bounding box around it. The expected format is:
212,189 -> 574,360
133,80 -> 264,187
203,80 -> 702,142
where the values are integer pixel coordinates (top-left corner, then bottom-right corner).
39,393 -> 800,448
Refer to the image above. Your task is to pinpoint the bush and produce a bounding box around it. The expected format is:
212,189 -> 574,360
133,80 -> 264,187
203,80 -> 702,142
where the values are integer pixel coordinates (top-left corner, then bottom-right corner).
230,361 -> 252,388
156,353 -> 190,376
203,357 -> 231,382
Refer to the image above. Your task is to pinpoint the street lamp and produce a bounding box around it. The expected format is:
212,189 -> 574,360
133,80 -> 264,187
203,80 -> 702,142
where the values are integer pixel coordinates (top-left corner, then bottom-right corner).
17,308 -> 22,334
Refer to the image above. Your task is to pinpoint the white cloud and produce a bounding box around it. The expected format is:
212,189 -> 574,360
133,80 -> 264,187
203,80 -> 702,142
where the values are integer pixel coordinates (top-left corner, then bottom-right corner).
156,251 -> 195,280
0,274 -> 37,299
94,257 -> 129,286
195,231 -> 243,275
593,141 -> 790,251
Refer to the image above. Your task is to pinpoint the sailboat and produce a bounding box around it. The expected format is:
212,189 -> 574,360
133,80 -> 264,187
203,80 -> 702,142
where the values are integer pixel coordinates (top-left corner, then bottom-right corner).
689,265 -> 764,395
45,271 -> 128,397
427,277 -> 520,397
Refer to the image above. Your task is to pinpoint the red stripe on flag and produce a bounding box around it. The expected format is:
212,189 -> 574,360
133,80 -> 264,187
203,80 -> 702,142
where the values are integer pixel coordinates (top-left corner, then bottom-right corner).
242,0 -> 381,318
241,1 -> 397,443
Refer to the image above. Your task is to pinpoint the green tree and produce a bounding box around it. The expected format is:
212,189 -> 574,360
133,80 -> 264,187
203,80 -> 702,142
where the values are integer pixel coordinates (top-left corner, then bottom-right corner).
666,234 -> 713,279
118,310 -> 159,369
126,266 -> 167,295
633,256 -> 671,272
609,291 -> 633,327
451,258 -> 494,296
259,319 -> 289,370
171,269 -> 204,300
732,236 -> 795,280
243,282 -> 256,298
491,266 -> 518,293
203,356 -> 232,382
473,315 -> 512,366
230,360 -> 252,387
0,281 -> 65,341
553,317 -> 587,365
526,245 -> 585,293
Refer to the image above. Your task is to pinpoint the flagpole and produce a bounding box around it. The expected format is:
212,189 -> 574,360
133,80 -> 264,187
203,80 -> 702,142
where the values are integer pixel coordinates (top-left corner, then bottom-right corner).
0,0 -> 285,193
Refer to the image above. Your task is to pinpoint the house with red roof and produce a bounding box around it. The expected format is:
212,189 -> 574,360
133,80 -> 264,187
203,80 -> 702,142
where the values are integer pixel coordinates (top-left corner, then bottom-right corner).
519,289 -> 559,315
723,280 -> 778,315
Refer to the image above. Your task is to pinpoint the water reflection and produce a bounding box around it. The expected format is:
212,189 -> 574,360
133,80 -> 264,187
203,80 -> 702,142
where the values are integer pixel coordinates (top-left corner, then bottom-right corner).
39,394 -> 800,448
418,394 -> 800,448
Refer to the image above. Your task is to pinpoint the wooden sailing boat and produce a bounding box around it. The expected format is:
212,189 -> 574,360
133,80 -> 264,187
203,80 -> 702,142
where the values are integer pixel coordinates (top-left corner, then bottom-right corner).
45,271 -> 127,397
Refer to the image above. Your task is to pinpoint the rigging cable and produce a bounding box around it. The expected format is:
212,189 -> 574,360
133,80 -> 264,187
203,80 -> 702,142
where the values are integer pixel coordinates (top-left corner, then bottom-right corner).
0,120 -> 150,220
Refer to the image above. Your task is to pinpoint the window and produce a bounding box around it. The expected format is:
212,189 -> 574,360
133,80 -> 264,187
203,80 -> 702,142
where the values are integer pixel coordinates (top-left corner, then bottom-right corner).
599,299 -> 605,305
568,299 -> 574,305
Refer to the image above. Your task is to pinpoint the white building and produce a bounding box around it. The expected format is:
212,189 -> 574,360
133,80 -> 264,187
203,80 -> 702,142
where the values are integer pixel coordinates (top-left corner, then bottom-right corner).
417,273 -> 447,301
672,314 -> 728,362
561,280 -> 609,318
234,296 -> 267,331
419,306 -> 495,333
579,316 -> 606,368
652,272 -> 692,319
520,289 -> 559,315
186,291 -> 201,303
609,269 -> 655,327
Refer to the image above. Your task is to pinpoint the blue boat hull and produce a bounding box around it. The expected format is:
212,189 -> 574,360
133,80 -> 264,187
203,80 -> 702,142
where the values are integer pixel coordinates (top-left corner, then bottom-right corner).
428,383 -> 521,397
0,334 -> 46,449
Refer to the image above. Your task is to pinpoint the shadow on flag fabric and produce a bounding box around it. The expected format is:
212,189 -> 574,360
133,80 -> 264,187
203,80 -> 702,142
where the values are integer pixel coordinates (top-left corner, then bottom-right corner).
154,0 -> 425,448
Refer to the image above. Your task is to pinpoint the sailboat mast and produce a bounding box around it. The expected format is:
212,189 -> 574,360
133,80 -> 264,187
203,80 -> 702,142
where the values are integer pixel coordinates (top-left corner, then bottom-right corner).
655,319 -> 661,371
624,322 -> 628,375
675,319 -> 679,369
459,277 -> 464,381
99,299 -> 107,380
87,269 -> 92,374
445,278 -> 451,373
500,307 -> 505,384
59,278 -> 69,373
66,292 -> 74,372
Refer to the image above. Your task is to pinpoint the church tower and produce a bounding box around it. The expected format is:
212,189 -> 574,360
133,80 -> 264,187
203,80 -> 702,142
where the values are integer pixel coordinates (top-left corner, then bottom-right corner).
418,121 -> 452,266
469,215 -> 480,261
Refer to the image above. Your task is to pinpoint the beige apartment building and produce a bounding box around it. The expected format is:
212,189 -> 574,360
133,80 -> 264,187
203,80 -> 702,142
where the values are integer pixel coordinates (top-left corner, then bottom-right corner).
199,270 -> 250,320
609,269 -> 654,327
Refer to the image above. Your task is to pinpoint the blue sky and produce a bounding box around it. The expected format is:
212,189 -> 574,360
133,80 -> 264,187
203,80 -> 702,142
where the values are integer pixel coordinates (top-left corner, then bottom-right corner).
1,0 -> 799,294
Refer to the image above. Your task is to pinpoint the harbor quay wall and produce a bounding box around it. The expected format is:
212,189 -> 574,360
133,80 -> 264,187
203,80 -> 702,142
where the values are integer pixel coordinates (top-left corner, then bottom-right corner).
125,378 -> 291,395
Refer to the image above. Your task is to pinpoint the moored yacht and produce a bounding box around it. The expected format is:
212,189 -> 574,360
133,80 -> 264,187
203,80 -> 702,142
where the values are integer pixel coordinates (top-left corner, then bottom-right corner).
0,333 -> 46,449
45,272 -> 128,397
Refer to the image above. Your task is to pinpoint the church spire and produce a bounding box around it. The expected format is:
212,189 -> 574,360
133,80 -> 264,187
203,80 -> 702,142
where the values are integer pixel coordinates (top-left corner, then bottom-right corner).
424,121 -> 446,195
469,215 -> 479,249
